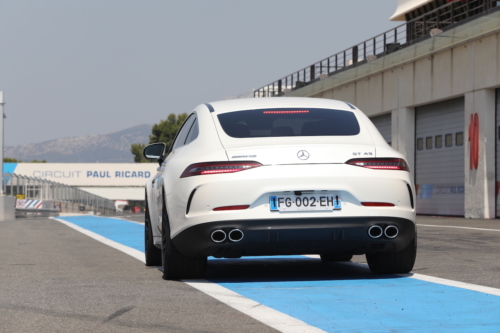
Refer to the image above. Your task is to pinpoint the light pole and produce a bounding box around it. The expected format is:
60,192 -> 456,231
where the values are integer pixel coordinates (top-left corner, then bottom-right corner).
0,91 -> 4,195
0,91 -> 14,221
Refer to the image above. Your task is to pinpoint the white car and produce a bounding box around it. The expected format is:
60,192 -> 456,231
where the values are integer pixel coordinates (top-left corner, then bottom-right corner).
143,97 -> 416,280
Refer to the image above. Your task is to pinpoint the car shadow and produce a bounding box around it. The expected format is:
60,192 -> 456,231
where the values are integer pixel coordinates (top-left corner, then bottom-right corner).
204,256 -> 410,283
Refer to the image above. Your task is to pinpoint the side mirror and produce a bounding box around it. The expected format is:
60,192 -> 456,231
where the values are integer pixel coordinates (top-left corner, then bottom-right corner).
143,143 -> 166,165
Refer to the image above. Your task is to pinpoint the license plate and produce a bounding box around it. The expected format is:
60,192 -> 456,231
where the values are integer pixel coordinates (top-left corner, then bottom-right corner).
269,194 -> 341,211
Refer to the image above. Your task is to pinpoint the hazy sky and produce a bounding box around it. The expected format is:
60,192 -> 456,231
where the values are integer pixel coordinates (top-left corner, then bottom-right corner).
0,1 -> 399,146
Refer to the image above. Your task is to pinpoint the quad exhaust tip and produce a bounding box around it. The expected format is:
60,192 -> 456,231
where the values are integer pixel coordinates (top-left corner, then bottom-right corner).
368,225 -> 384,239
211,230 -> 226,243
367,225 -> 399,239
384,225 -> 399,239
211,229 -> 244,243
228,229 -> 244,242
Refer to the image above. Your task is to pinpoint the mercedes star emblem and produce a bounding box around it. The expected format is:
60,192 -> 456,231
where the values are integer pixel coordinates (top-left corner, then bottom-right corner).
297,150 -> 310,160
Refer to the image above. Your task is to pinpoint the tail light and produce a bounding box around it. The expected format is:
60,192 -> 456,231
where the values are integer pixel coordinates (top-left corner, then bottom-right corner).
346,158 -> 409,171
181,161 -> 262,178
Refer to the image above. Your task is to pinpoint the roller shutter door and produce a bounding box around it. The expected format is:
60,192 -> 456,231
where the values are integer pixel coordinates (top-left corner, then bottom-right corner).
370,114 -> 391,145
415,97 -> 465,216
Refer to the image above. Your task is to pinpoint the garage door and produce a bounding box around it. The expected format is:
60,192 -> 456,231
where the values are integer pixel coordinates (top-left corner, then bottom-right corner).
370,114 -> 391,145
415,97 -> 465,216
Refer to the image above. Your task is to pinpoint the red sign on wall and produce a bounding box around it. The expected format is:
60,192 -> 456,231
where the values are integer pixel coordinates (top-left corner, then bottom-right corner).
468,113 -> 479,170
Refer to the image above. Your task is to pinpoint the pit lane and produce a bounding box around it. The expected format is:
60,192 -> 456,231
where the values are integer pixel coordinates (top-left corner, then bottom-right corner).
1,214 -> 499,332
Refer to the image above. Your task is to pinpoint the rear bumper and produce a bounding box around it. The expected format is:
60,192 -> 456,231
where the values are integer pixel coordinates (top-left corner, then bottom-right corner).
166,163 -> 416,239
171,216 -> 415,258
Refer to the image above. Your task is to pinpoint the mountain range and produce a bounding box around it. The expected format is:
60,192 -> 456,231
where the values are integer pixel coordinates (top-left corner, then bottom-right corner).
5,90 -> 254,163
5,124 -> 151,163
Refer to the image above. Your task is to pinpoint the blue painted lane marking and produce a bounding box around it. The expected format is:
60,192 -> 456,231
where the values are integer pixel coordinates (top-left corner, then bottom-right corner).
57,216 -> 500,333
59,216 -> 144,252
212,278 -> 500,333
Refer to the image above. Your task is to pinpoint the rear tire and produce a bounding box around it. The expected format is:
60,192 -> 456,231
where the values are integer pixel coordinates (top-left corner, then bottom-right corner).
161,199 -> 207,280
320,254 -> 353,262
366,236 -> 417,274
144,195 -> 161,266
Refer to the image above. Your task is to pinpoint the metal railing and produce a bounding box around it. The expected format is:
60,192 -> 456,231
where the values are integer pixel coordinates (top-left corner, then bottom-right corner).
2,173 -> 116,215
255,0 -> 498,98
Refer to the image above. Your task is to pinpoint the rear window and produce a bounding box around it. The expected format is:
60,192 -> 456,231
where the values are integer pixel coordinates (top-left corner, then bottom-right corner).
217,108 -> 360,138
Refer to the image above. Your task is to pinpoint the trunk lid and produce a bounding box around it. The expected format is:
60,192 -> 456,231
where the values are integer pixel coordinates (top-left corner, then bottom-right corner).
225,143 -> 376,165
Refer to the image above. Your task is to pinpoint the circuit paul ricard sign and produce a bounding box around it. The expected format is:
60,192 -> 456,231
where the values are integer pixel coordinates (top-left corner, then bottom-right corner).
2,163 -> 158,186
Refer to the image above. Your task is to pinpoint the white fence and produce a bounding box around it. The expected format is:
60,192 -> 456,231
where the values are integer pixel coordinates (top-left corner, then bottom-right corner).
2,173 -> 116,215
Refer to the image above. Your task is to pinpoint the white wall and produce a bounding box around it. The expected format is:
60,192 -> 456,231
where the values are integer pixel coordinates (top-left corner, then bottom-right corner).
79,187 -> 146,200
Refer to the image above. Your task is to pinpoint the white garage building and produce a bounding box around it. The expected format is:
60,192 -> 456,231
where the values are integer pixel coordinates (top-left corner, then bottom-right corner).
255,0 -> 500,219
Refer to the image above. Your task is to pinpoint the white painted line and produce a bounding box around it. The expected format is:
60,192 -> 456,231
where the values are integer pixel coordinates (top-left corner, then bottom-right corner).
53,217 -> 326,333
405,273 -> 500,297
418,224 -> 500,232
182,279 -> 326,333
320,260 -> 500,297
109,216 -> 143,225
52,218 -> 145,263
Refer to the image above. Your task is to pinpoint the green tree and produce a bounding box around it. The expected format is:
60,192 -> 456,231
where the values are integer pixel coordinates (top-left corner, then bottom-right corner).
150,113 -> 188,146
3,158 -> 46,163
131,143 -> 147,163
131,113 -> 188,163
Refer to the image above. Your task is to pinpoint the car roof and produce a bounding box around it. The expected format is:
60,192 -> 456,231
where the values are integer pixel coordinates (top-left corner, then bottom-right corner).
204,97 -> 356,114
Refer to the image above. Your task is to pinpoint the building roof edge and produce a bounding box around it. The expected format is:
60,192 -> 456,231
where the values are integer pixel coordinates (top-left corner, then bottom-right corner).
390,0 -> 434,21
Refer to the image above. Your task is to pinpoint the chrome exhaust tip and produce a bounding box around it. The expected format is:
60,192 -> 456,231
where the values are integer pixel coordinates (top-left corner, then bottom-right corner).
368,225 -> 383,239
384,225 -> 399,239
228,229 -> 244,242
211,230 -> 226,243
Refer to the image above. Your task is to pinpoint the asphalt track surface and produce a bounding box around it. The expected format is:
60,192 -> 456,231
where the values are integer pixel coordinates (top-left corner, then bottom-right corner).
1,214 -> 499,332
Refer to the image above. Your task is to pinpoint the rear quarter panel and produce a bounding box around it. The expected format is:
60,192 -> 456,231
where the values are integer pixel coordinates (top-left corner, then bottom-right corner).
163,106 -> 228,232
